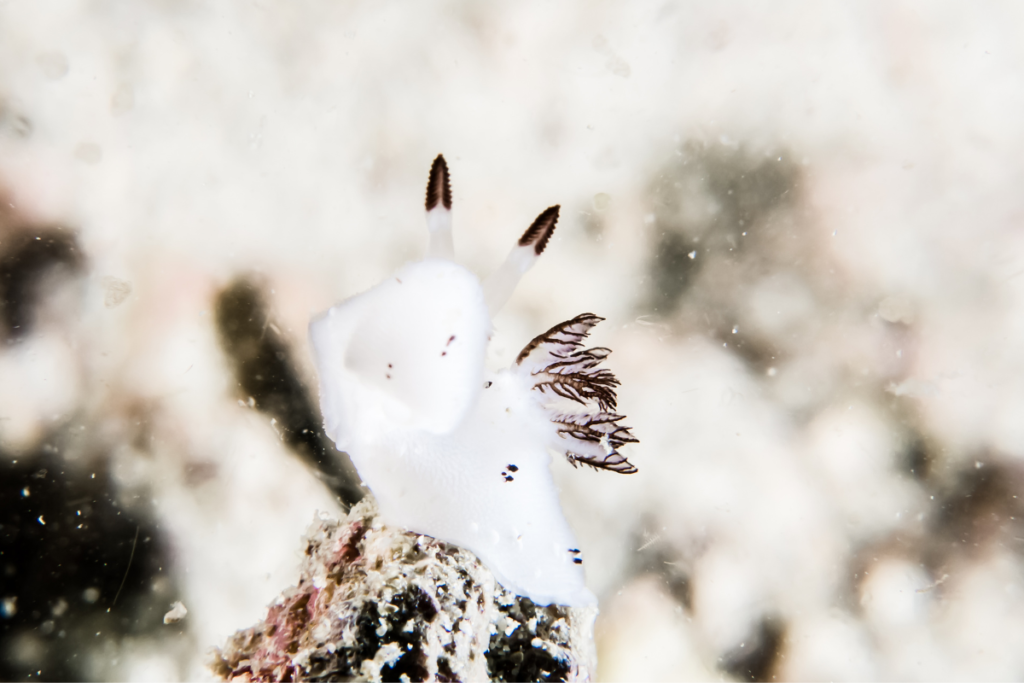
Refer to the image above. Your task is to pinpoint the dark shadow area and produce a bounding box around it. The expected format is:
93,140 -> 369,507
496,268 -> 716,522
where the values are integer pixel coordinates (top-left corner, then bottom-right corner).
930,457 -> 1024,555
646,140 -> 800,316
214,275 -> 364,508
0,448 -> 179,681
720,615 -> 786,682
0,228 -> 83,342
628,520 -> 694,611
844,453 -> 1024,622
899,434 -> 933,482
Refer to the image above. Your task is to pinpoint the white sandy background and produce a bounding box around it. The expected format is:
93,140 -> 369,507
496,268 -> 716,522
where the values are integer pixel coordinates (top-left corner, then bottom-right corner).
2,1 -> 1024,680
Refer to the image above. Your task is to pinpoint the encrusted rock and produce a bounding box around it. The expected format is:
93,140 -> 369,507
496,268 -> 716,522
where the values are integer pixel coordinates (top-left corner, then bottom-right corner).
210,496 -> 597,682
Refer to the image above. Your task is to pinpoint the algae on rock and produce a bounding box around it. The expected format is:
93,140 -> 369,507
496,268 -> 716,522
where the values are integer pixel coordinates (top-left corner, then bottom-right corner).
211,496 -> 597,682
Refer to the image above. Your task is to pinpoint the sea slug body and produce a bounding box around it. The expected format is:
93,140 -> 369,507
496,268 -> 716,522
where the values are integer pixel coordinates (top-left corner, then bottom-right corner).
310,156 -> 637,606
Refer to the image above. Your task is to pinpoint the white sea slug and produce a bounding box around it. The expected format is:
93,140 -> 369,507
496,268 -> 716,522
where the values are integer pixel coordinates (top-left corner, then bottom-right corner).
309,156 -> 637,607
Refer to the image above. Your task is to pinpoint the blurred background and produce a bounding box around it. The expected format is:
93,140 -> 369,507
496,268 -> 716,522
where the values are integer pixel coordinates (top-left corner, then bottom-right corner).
2,1 -> 1024,680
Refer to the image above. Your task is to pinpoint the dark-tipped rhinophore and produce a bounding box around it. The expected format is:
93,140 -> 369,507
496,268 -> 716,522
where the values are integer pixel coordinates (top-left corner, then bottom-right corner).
518,206 -> 560,256
425,154 -> 452,212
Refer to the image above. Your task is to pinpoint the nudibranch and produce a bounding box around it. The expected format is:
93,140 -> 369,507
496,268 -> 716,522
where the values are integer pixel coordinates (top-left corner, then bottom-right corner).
309,156 -> 637,607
